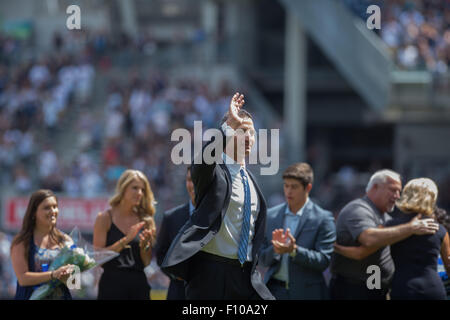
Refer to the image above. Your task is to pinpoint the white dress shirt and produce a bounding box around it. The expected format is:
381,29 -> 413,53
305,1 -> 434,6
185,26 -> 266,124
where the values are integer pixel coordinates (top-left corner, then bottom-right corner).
201,152 -> 260,261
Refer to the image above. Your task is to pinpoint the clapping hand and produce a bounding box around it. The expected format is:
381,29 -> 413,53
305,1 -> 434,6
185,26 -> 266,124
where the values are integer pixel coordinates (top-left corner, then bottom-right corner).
272,228 -> 297,254
126,221 -> 146,244
139,228 -> 154,251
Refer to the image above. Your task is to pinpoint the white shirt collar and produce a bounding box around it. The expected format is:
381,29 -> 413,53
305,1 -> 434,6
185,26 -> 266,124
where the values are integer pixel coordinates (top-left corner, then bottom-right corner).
222,152 -> 245,170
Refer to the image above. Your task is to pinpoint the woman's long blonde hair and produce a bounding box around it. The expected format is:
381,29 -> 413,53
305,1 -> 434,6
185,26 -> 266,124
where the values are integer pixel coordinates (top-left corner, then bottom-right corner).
109,170 -> 157,237
396,178 -> 438,216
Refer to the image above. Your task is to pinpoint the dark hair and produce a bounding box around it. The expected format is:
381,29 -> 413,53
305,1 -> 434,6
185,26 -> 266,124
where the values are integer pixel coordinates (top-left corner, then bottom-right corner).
220,109 -> 253,126
187,164 -> 192,173
434,206 -> 450,232
282,163 -> 314,188
10,190 -> 65,260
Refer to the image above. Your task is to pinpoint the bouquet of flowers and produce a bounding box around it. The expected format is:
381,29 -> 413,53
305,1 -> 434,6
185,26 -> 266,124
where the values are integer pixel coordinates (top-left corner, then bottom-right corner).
30,227 -> 119,300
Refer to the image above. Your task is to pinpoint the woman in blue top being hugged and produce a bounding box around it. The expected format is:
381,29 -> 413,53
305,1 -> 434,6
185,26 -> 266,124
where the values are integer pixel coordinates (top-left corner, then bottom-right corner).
10,189 -> 75,300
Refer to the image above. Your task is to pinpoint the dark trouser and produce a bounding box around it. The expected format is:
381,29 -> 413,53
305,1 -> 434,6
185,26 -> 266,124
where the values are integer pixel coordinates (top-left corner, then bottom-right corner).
330,274 -> 388,300
267,279 -> 290,300
167,279 -> 187,300
185,251 -> 261,300
98,269 -> 151,300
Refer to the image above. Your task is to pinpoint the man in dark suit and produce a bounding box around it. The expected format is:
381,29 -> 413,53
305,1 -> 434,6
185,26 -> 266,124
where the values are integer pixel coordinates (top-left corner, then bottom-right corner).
260,163 -> 336,299
161,92 -> 274,300
154,166 -> 195,300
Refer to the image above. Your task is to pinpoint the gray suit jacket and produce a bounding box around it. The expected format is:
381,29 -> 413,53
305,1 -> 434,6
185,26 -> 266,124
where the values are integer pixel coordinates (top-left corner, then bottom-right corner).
260,200 -> 336,300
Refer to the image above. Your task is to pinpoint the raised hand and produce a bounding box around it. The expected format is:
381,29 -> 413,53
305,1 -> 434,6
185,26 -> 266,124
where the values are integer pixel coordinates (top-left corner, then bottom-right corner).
227,92 -> 245,130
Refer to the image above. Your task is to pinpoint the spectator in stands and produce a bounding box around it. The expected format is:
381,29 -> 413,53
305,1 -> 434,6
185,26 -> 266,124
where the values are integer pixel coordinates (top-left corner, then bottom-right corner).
343,0 -> 450,72
13,164 -> 32,194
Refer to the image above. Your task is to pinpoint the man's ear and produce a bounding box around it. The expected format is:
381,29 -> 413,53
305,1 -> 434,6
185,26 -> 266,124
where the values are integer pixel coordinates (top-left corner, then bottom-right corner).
306,183 -> 313,193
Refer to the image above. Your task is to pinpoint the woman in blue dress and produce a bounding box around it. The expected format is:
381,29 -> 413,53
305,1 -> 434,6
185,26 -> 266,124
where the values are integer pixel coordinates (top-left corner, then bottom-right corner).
10,189 -> 76,300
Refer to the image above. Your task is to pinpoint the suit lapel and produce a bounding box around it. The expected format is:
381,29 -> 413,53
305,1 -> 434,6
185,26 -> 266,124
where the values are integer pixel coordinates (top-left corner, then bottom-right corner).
275,203 -> 287,229
246,168 -> 268,263
246,169 -> 264,206
218,163 -> 232,219
174,203 -> 191,238
182,203 -> 190,223
293,200 -> 314,239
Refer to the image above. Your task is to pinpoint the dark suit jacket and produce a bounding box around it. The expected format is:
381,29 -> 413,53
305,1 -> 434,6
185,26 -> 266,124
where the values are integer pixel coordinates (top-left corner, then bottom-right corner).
161,133 -> 275,300
260,200 -> 336,300
155,203 -> 190,300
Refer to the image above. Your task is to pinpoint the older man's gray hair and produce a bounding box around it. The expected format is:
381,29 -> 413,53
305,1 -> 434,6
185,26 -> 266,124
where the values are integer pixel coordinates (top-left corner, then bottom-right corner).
365,169 -> 401,193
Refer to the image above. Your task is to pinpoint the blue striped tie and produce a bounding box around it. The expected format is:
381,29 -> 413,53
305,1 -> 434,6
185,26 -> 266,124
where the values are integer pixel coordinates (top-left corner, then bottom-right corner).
238,168 -> 251,265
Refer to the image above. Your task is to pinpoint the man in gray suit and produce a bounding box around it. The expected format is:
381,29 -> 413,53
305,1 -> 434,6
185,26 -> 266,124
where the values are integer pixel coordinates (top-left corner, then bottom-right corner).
260,162 -> 336,299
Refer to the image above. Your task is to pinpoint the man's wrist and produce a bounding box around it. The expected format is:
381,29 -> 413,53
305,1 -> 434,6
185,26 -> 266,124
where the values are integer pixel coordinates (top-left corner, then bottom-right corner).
289,245 -> 297,257
405,221 -> 416,235
221,122 -> 235,136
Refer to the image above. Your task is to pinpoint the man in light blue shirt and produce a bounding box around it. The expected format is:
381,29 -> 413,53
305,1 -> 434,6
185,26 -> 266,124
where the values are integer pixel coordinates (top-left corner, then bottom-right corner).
260,163 -> 336,299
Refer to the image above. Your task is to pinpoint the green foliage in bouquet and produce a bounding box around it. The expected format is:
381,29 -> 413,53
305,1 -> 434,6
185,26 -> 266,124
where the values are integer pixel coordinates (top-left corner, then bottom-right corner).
30,227 -> 119,300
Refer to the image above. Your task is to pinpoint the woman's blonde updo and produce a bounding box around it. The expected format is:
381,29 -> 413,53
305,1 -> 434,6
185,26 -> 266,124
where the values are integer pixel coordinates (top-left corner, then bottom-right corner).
396,178 -> 438,216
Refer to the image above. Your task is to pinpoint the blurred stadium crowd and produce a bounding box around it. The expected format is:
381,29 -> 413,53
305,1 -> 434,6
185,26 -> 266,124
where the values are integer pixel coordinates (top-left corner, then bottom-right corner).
1,0 -> 450,298
345,0 -> 450,74
0,29 -> 232,200
0,31 -> 95,195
